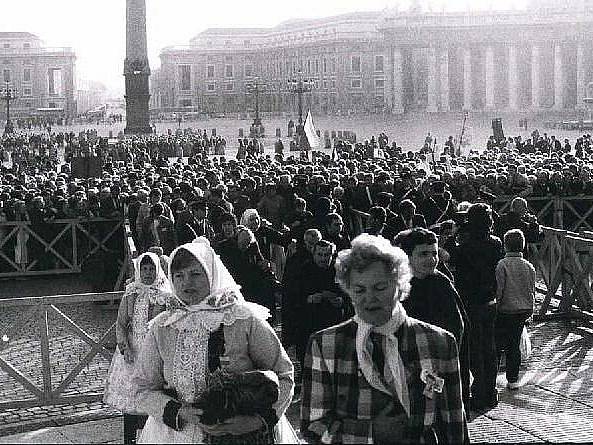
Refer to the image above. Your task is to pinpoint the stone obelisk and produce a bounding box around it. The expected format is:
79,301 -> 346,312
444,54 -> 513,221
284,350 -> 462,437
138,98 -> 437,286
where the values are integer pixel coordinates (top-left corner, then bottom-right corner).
124,0 -> 152,134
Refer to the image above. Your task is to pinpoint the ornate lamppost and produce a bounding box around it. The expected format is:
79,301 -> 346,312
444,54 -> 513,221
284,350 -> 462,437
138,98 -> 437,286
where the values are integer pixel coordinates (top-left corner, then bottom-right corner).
246,78 -> 266,138
1,81 -> 18,134
287,71 -> 316,150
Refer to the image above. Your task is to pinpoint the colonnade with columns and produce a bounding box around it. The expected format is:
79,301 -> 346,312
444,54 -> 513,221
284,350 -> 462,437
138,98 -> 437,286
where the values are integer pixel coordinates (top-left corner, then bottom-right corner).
390,40 -> 590,113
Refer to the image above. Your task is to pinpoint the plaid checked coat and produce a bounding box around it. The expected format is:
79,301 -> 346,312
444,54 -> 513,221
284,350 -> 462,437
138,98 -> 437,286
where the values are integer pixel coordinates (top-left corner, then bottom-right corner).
300,317 -> 468,444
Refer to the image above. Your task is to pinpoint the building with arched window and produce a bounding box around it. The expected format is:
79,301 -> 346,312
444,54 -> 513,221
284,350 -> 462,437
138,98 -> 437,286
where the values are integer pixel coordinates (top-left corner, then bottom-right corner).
151,3 -> 593,116
0,32 -> 76,119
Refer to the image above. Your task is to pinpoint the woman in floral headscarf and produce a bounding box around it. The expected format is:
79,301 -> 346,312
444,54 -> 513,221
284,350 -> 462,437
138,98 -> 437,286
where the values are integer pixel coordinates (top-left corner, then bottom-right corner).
133,238 -> 296,444
104,252 -> 171,444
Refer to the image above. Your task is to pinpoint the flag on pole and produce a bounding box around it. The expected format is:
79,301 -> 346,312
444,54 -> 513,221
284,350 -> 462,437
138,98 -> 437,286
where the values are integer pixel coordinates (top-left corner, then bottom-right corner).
304,110 -> 320,149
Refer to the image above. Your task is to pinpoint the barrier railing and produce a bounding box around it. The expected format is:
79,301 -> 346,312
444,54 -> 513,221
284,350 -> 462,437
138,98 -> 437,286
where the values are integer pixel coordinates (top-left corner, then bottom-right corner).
113,222 -> 138,291
535,228 -> 593,317
0,218 -> 126,280
492,195 -> 593,232
346,209 -> 591,318
0,292 -> 121,410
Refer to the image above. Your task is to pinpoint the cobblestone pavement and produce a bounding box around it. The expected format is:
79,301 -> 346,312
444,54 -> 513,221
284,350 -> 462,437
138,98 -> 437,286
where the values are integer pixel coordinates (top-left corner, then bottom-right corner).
1,294 -> 593,442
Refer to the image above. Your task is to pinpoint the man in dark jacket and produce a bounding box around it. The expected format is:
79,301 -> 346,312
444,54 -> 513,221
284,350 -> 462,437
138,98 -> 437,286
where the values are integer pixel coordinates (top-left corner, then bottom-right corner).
391,199 -> 427,235
293,240 -> 352,368
453,204 -> 504,411
282,228 -> 321,347
395,227 -> 471,413
495,197 -> 542,244
142,203 -> 177,255
323,213 -> 351,252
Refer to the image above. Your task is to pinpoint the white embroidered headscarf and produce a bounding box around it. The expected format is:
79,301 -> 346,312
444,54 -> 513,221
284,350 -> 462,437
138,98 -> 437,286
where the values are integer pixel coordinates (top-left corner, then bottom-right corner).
127,252 -> 172,306
162,238 -> 270,329
354,302 -> 410,417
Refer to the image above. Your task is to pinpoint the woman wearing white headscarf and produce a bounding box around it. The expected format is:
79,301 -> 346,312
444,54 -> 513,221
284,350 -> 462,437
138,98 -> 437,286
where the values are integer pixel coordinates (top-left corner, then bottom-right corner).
104,252 -> 172,444
133,238 -> 296,444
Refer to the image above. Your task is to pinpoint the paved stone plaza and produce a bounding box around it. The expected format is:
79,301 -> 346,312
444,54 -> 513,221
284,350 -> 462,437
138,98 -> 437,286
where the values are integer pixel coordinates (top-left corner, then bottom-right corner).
1,289 -> 593,443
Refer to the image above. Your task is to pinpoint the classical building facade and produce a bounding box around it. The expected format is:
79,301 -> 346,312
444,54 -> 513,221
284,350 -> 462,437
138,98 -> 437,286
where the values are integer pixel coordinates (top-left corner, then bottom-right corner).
0,32 -> 77,118
153,2 -> 593,116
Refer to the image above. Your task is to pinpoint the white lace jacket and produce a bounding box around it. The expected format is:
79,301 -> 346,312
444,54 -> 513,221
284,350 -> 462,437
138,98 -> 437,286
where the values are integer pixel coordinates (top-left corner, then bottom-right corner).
133,304 -> 294,422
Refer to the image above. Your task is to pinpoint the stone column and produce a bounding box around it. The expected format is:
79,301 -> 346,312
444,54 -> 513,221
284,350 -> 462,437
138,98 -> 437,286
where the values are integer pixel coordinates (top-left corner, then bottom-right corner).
392,47 -> 404,114
485,46 -> 495,110
125,0 -> 152,135
385,46 -> 394,111
531,44 -> 541,109
427,47 -> 438,113
508,44 -> 519,111
440,48 -> 450,112
463,47 -> 472,111
553,43 -> 564,110
576,42 -> 586,109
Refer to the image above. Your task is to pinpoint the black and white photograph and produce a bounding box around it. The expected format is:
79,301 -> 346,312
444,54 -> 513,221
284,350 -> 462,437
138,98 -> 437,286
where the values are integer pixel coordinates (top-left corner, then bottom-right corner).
0,0 -> 592,443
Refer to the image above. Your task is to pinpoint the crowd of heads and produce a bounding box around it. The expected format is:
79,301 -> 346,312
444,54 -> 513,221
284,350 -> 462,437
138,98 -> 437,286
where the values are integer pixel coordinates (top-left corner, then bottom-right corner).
0,124 -> 583,244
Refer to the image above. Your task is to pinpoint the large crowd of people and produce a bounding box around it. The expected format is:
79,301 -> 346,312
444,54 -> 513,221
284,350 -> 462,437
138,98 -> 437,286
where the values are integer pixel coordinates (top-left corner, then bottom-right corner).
1,123 -> 579,443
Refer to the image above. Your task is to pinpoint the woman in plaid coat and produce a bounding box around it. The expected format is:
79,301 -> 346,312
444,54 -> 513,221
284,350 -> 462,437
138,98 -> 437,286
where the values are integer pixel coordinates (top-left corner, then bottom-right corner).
301,234 -> 468,444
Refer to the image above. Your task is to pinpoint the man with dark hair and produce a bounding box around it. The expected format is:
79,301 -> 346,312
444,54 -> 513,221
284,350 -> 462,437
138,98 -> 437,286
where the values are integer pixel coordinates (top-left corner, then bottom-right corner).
293,239 -> 351,368
142,203 -> 177,255
375,192 -> 399,240
363,206 -> 387,237
188,200 -> 216,241
282,229 -> 322,348
148,188 -> 173,221
323,212 -> 351,252
394,227 -> 470,413
209,187 -> 233,231
495,197 -> 541,244
454,203 -> 504,411
392,199 -> 427,234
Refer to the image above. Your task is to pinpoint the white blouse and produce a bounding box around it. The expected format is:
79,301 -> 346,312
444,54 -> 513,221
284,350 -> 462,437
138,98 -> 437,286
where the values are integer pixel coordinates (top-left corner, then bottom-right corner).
133,303 -> 294,423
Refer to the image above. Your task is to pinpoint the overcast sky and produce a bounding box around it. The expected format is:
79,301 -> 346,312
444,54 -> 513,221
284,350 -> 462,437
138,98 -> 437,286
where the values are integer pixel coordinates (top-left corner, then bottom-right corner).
1,0 -> 528,95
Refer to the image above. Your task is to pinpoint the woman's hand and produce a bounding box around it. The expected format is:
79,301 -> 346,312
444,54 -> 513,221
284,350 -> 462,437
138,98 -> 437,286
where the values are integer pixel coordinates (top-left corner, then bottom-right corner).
200,415 -> 264,436
177,405 -> 203,426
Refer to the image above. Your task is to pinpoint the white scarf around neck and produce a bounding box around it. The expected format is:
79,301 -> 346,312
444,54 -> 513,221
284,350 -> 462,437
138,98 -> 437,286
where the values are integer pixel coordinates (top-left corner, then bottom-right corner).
354,302 -> 410,417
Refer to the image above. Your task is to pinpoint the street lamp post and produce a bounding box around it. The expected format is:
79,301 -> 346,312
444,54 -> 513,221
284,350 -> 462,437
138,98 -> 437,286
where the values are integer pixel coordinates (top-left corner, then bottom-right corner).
287,71 -> 316,150
1,81 -> 18,134
246,79 -> 266,138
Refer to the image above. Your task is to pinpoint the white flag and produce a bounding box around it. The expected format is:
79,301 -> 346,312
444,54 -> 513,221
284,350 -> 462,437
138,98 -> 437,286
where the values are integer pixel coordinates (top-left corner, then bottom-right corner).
304,110 -> 320,149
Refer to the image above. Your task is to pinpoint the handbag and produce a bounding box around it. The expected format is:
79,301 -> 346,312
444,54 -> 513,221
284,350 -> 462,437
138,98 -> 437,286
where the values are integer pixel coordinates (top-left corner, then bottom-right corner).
197,370 -> 279,445
197,325 -> 280,444
520,325 -> 532,361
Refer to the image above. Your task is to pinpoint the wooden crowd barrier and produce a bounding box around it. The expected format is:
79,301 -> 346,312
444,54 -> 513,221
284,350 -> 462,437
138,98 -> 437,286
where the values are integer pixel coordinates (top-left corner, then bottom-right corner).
492,195 -> 593,232
113,222 -> 138,291
0,217 -> 128,282
345,208 -> 590,319
0,292 -> 122,410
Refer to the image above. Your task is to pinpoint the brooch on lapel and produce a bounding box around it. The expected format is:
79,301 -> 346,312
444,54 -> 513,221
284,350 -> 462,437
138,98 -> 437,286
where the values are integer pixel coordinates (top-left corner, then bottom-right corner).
420,369 -> 444,399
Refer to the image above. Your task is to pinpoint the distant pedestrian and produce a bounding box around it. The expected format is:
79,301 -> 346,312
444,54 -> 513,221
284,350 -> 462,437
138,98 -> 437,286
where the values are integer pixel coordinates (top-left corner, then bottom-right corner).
495,229 -> 536,390
103,253 -> 171,444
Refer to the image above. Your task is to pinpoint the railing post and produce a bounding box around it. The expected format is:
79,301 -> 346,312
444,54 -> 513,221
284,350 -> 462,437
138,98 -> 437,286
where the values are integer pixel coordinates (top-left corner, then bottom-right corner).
560,236 -> 572,312
37,306 -> 52,403
16,222 -> 26,272
554,196 -> 564,229
72,222 -> 79,272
